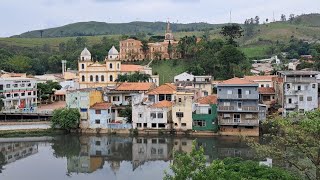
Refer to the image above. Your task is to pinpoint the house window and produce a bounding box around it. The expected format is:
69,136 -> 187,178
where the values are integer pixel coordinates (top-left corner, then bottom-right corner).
27,92 -> 32,96
208,108 -> 212,114
181,123 -> 187,127
21,93 -> 25,96
245,90 -> 251,95
138,113 -> 143,118
13,84 -> 18,88
109,75 -> 113,82
6,84 -> 10,88
95,75 -> 99,82
109,63 -> 113,69
286,84 -> 290,89
299,96 -> 304,101
178,98 -> 182,103
233,114 -> 240,123
14,93 -> 18,97
82,75 -> 85,82
312,84 -> 316,88
95,119 -> 100,124
152,123 -> 157,128
101,75 -> 104,82
80,108 -> 87,112
112,96 -> 120,101
224,102 -> 230,106
90,75 -> 93,82
95,110 -> 101,114
166,94 -> 172,101
137,123 -> 142,128
20,84 -> 25,87
6,94 -> 10,98
193,120 -> 206,127
297,85 -> 301,91
176,112 -> 184,118
81,64 -> 84,69
95,141 -> 101,146
307,97 -> 312,101
288,98 -> 292,104
159,94 -> 165,101
223,114 -> 231,118
227,90 -> 232,95
261,84 -> 264,88
144,123 -> 147,128
157,113 -> 163,119
299,109 -> 304,113
158,123 -> 165,128
150,113 -> 156,119
117,63 -> 120,69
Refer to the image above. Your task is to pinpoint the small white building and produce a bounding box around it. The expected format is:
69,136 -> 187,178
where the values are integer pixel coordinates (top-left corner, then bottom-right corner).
132,100 -> 172,129
88,102 -> 112,129
0,77 -> 37,110
174,72 -> 194,82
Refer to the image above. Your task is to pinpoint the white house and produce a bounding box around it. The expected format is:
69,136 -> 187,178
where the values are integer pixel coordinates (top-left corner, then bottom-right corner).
174,72 -> 194,82
88,102 -> 112,129
132,100 -> 172,129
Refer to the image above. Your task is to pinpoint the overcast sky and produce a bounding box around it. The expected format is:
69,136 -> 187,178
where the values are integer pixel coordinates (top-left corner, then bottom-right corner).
0,0 -> 319,37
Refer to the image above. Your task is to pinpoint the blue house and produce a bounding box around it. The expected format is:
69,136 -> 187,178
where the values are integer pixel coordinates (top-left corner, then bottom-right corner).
89,102 -> 112,129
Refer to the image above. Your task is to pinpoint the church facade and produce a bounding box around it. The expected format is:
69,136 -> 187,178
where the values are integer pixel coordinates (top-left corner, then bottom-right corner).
78,46 -> 159,89
119,22 -> 180,61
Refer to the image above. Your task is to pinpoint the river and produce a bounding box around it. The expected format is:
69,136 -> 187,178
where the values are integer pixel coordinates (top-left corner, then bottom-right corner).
0,135 -> 257,180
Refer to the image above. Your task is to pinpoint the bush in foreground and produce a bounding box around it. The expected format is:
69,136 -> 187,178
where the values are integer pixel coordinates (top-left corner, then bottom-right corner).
51,108 -> 80,131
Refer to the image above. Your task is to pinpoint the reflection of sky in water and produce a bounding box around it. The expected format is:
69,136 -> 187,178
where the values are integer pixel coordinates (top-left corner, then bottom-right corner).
0,136 -> 253,180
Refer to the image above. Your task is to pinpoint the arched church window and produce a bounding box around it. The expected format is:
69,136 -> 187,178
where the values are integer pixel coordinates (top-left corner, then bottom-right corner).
117,63 -> 120,69
82,57 -> 84,61
110,75 -> 113,82
82,75 -> 85,82
109,63 -> 113,69
95,75 -> 99,82
90,75 -> 93,82
101,75 -> 105,82
81,64 -> 84,69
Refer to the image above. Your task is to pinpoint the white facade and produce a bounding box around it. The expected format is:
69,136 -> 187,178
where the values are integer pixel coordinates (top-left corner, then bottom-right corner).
132,104 -> 172,129
174,72 -> 194,82
0,77 -> 37,110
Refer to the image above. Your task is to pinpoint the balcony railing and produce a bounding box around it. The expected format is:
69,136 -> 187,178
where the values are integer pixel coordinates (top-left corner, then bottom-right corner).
218,94 -> 259,100
286,77 -> 316,83
219,119 -> 259,126
284,103 -> 298,109
218,106 -> 259,112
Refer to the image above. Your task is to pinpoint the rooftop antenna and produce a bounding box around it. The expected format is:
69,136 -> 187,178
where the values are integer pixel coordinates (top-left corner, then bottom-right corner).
229,10 -> 232,23
273,11 -> 275,22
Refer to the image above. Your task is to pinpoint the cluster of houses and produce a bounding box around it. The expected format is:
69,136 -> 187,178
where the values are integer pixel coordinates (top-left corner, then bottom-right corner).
2,43 -> 319,137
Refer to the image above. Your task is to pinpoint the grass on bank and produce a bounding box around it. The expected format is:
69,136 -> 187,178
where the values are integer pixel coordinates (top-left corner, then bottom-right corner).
0,129 -> 67,138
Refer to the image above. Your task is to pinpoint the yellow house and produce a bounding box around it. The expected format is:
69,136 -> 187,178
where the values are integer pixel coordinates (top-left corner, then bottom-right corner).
78,46 -> 159,89
172,91 -> 194,131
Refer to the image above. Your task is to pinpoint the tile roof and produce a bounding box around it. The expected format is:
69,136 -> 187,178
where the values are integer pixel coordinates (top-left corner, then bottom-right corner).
244,75 -> 276,81
90,102 -> 113,110
121,64 -> 143,72
115,82 -> 155,91
151,100 -> 173,108
219,77 -> 257,85
258,87 -> 275,94
147,83 -> 177,95
196,95 -> 217,105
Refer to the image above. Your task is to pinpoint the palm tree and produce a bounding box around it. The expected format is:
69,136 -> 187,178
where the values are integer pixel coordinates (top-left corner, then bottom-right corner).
141,40 -> 149,59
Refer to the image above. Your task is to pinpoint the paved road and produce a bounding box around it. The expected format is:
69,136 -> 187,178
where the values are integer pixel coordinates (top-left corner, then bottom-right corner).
0,123 -> 51,130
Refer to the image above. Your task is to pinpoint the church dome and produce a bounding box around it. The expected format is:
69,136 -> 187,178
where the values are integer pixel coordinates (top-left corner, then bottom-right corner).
81,47 -> 91,56
108,46 -> 119,55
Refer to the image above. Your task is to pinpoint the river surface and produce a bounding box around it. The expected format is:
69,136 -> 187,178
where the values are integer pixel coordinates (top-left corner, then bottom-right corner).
0,135 -> 257,180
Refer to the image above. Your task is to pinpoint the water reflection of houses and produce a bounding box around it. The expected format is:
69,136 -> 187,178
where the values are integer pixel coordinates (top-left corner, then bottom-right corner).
215,137 -> 256,160
132,137 -> 173,170
0,142 -> 38,166
67,136 -> 132,174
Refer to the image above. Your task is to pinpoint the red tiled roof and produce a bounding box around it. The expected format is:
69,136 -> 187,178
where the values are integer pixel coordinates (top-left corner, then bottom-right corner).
147,83 -> 177,95
219,77 -> 257,85
244,75 -> 276,81
115,82 -> 155,91
258,87 -> 275,94
90,102 -> 112,110
121,64 -> 143,72
151,100 -> 173,108
196,95 -> 217,105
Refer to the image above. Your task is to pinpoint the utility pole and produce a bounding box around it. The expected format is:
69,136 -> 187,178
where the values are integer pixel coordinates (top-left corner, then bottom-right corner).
229,10 -> 232,23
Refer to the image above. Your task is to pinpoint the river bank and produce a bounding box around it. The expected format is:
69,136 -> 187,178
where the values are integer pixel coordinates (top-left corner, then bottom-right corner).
0,129 -> 67,138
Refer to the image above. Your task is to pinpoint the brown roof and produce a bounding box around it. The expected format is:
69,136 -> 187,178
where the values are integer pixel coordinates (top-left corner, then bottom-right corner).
147,83 -> 176,95
244,75 -> 276,81
196,95 -> 217,105
90,102 -> 112,110
151,100 -> 173,108
219,77 -> 257,85
258,87 -> 275,94
121,64 -> 143,72
115,82 -> 154,91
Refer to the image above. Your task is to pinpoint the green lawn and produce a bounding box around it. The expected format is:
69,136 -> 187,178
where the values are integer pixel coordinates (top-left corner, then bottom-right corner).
240,45 -> 271,60
149,59 -> 191,84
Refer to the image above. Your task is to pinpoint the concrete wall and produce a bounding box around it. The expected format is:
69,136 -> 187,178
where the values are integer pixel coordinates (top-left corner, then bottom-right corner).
132,105 -> 171,129
88,108 -> 111,129
172,97 -> 193,130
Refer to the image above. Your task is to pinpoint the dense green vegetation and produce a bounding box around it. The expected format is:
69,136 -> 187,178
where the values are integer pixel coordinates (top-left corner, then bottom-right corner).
164,142 -> 297,180
249,110 -> 320,179
116,72 -> 151,83
37,81 -> 62,103
51,108 -> 80,131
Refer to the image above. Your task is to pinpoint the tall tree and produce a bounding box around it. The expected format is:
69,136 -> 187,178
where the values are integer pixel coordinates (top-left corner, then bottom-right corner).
289,14 -> 295,23
281,14 -> 287,21
141,40 -> 149,59
220,24 -> 243,46
167,41 -> 173,59
255,16 -> 260,24
248,111 -> 320,179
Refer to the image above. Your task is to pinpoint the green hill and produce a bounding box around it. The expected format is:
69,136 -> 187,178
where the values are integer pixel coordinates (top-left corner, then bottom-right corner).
13,21 -> 222,38
292,13 -> 320,27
